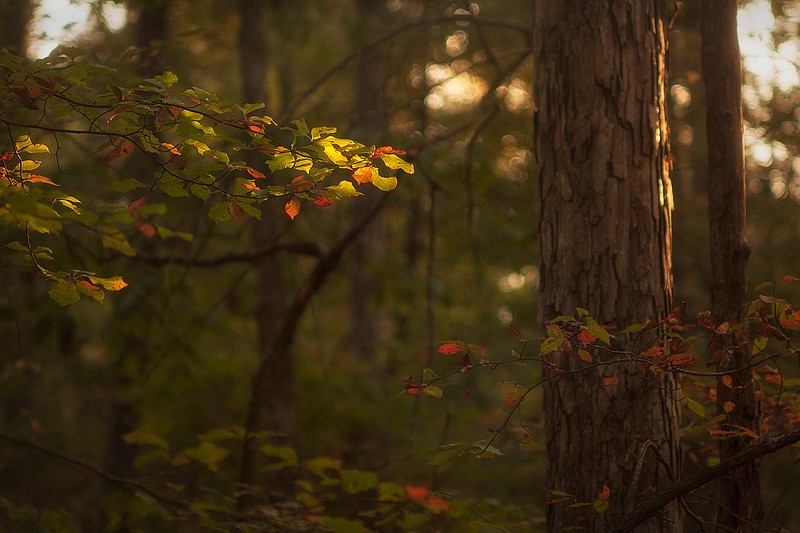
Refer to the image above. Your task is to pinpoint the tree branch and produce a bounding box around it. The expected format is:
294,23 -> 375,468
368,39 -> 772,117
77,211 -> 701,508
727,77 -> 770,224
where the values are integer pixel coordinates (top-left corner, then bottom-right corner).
609,429 -> 800,532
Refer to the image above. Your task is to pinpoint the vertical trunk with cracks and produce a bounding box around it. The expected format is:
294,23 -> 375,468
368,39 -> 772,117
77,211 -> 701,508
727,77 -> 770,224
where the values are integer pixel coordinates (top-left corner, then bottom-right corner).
534,1 -> 682,530
702,1 -> 762,530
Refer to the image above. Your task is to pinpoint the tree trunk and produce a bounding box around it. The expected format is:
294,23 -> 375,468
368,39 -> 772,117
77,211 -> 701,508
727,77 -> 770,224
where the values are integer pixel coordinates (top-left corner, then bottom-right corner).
534,2 -> 682,531
348,0 -> 390,364
131,0 -> 170,74
237,0 -> 293,504
701,1 -> 762,530
0,0 -> 32,56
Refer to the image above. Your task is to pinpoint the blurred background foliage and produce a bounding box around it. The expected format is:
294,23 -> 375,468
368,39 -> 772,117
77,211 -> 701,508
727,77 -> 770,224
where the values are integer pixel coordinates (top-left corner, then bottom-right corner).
2,0 -> 800,530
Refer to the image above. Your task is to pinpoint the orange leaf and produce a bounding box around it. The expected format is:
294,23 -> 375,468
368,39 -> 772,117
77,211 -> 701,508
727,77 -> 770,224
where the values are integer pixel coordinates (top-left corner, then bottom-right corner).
246,167 -> 267,180
291,175 -> 312,191
352,167 -> 374,184
136,221 -> 157,238
405,485 -> 430,501
722,401 -> 735,413
27,175 -> 58,186
577,329 -> 597,343
598,485 -> 611,501
578,349 -> 593,363
284,197 -> 300,219
509,325 -> 524,337
99,145 -> 121,163
161,142 -> 181,155
438,343 -> 463,355
779,275 -> 800,282
721,375 -> 733,388
603,377 -> 619,386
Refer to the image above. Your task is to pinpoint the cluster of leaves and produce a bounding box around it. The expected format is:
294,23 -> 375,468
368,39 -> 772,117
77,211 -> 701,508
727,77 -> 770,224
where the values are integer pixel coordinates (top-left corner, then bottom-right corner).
0,49 -> 413,305
404,277 -> 800,519
0,424 -> 505,532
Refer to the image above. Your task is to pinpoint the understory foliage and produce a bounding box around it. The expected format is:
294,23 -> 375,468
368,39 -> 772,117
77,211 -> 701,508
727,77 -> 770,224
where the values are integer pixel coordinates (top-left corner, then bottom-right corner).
0,49 -> 410,305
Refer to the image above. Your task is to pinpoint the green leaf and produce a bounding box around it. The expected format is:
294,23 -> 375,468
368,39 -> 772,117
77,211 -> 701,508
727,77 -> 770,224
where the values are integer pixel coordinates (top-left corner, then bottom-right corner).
325,180 -> 362,198
586,317 -> 611,346
321,517 -> 365,533
198,426 -> 246,441
101,230 -> 135,256
380,153 -> 414,173
576,307 -> 589,318
684,397 -> 706,418
370,173 -> 397,191
428,443 -> 465,466
153,71 -> 178,88
208,202 -> 231,222
593,499 -> 610,513
340,469 -> 379,494
423,385 -> 443,398
48,281 -> 80,306
123,429 -> 170,449
422,367 -> 438,383
157,175 -> 189,197
6,241 -> 28,252
182,442 -> 229,472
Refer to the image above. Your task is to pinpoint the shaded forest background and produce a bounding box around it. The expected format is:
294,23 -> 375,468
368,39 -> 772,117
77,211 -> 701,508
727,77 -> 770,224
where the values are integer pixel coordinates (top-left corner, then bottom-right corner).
3,0 -> 800,530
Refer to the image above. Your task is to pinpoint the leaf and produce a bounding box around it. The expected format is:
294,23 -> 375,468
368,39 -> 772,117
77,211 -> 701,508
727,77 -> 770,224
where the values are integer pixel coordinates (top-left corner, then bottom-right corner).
779,275 -> 800,282
721,375 -> 733,388
423,385 -> 443,398
102,230 -> 136,256
27,175 -> 58,186
722,401 -> 735,413
229,201 -> 245,222
123,429 -> 170,449
48,281 -> 80,306
182,442 -> 230,472
77,280 -> 104,302
422,367 -> 438,383
684,397 -> 706,418
602,377 -> 619,386
598,485 -> 611,501
380,153 -> 414,173
340,469 -> 379,494
428,444 -> 465,465
585,317 -> 611,346
284,197 -> 300,219
438,342 -> 463,355
325,180 -> 362,199
593,499 -> 610,514
578,349 -> 593,363
111,178 -> 146,192
577,329 -> 597,343
208,202 -> 231,223
88,275 -> 128,291
405,485 -> 430,501
576,307 -> 589,318
246,167 -> 267,180
370,173 -> 398,192
352,167 -> 374,184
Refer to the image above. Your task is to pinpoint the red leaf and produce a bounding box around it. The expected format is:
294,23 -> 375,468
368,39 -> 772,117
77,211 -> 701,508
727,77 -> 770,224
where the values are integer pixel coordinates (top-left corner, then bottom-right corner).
291,175 -> 312,191
779,275 -> 800,282
229,201 -> 245,222
129,195 -> 148,216
313,196 -> 335,207
405,485 -> 430,501
371,145 -> 406,158
1,152 -> 13,161
284,197 -> 300,219
78,280 -> 101,292
577,329 -> 597,343
721,375 -> 733,388
509,325 -> 524,337
438,342 -> 463,355
598,485 -> 611,501
99,145 -> 121,163
603,377 -> 619,386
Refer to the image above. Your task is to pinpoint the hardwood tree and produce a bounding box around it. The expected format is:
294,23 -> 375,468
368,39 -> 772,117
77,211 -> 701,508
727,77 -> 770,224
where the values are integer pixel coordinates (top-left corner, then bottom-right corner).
533,1 -> 682,530
702,0 -> 762,530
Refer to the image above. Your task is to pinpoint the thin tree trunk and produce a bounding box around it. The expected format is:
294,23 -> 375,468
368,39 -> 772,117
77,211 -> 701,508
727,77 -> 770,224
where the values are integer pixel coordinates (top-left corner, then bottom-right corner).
534,1 -> 682,531
237,0 -> 293,505
701,1 -> 761,530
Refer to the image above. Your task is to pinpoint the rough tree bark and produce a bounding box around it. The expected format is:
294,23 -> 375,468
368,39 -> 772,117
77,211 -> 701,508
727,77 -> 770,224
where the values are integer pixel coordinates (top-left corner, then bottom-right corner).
534,2 -> 682,531
701,1 -> 762,530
